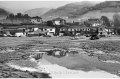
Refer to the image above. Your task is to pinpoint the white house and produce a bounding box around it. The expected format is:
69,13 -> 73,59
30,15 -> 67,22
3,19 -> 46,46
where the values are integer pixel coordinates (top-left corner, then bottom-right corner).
15,32 -> 26,37
40,26 -> 55,36
30,16 -> 43,24
52,17 -> 66,25
33,28 -> 39,31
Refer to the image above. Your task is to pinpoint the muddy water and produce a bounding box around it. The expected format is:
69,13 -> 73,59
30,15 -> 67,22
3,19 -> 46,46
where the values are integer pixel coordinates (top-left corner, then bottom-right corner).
6,57 -> 119,78
43,53 -> 120,77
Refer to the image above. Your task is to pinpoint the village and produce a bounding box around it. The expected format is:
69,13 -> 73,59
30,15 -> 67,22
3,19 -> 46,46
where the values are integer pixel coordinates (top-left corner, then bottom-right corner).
0,13 -> 116,38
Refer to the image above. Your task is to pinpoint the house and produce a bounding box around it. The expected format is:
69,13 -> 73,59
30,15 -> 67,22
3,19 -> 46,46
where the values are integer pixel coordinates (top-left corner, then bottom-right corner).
87,18 -> 102,27
15,32 -> 25,37
0,26 -> 3,31
60,25 -> 91,36
46,17 -> 66,36
52,17 -> 66,25
2,25 -> 26,36
23,24 -> 55,36
0,26 -> 3,36
15,27 -> 26,37
39,26 -> 55,36
30,16 -> 43,24
104,27 -> 115,35
89,24 -> 114,37
20,25 -> 40,36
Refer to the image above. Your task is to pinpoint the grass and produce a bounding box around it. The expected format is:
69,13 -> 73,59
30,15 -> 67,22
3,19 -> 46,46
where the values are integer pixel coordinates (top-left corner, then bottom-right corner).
80,41 -> 120,53
8,60 -> 37,68
1,36 -> 120,62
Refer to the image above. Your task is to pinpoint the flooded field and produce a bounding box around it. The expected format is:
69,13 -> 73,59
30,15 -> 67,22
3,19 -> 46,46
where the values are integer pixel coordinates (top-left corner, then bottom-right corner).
0,36 -> 120,78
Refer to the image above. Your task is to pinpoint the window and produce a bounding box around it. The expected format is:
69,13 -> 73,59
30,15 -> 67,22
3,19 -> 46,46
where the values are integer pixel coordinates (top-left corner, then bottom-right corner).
63,29 -> 65,31
76,29 -> 80,31
50,29 -> 52,31
41,28 -> 43,31
82,28 -> 85,31
87,29 -> 90,31
37,19 -> 40,22
68,29 -> 71,31
100,28 -> 102,30
72,29 -> 74,31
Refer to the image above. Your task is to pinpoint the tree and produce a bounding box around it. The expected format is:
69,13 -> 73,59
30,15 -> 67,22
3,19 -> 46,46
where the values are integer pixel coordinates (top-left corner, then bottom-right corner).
7,13 -> 14,19
16,13 -> 23,19
47,20 -> 53,26
113,13 -> 120,27
6,13 -> 15,24
23,14 -> 30,19
113,13 -> 120,34
101,16 -> 111,27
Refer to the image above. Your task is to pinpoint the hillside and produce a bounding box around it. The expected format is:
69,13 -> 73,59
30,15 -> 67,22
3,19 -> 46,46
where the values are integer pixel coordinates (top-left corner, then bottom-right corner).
41,1 -> 96,21
70,1 -> 120,21
72,1 -> 120,16
41,1 -> 120,22
24,8 -> 51,17
79,10 -> 120,20
0,8 -> 9,20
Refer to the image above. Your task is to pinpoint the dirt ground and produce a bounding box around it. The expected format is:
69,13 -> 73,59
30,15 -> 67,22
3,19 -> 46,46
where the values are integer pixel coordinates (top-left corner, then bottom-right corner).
1,36 -> 120,77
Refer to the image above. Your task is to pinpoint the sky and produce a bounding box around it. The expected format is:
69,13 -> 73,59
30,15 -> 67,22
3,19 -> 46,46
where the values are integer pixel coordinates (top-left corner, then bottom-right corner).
0,0 -> 106,14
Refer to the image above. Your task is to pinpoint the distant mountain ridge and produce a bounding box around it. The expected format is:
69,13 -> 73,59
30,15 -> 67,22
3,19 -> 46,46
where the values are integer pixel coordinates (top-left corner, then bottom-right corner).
41,1 -> 96,20
41,1 -> 120,21
24,8 -> 51,17
74,1 -> 120,20
72,1 -> 120,15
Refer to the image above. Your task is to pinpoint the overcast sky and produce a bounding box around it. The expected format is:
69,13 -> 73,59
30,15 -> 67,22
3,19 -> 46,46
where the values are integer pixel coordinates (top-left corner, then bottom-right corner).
0,1 -> 73,9
0,0 -> 106,13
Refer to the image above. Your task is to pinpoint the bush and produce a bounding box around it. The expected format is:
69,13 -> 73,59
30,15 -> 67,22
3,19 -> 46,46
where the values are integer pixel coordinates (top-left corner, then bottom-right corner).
117,28 -> 120,35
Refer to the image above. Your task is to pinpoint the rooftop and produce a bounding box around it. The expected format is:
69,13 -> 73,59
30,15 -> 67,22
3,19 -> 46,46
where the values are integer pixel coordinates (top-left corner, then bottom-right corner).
31,16 -> 42,19
52,17 -> 65,21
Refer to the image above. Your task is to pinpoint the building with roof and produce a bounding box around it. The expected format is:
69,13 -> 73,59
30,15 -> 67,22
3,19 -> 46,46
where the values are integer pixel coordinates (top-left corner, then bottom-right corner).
38,25 -> 55,36
30,16 -> 43,24
87,18 -> 102,27
22,24 -> 56,36
60,24 -> 91,36
52,17 -> 66,26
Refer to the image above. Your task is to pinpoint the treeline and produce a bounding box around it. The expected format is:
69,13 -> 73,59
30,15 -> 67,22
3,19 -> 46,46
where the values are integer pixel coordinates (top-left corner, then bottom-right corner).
3,13 -> 34,25
6,13 -> 31,20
